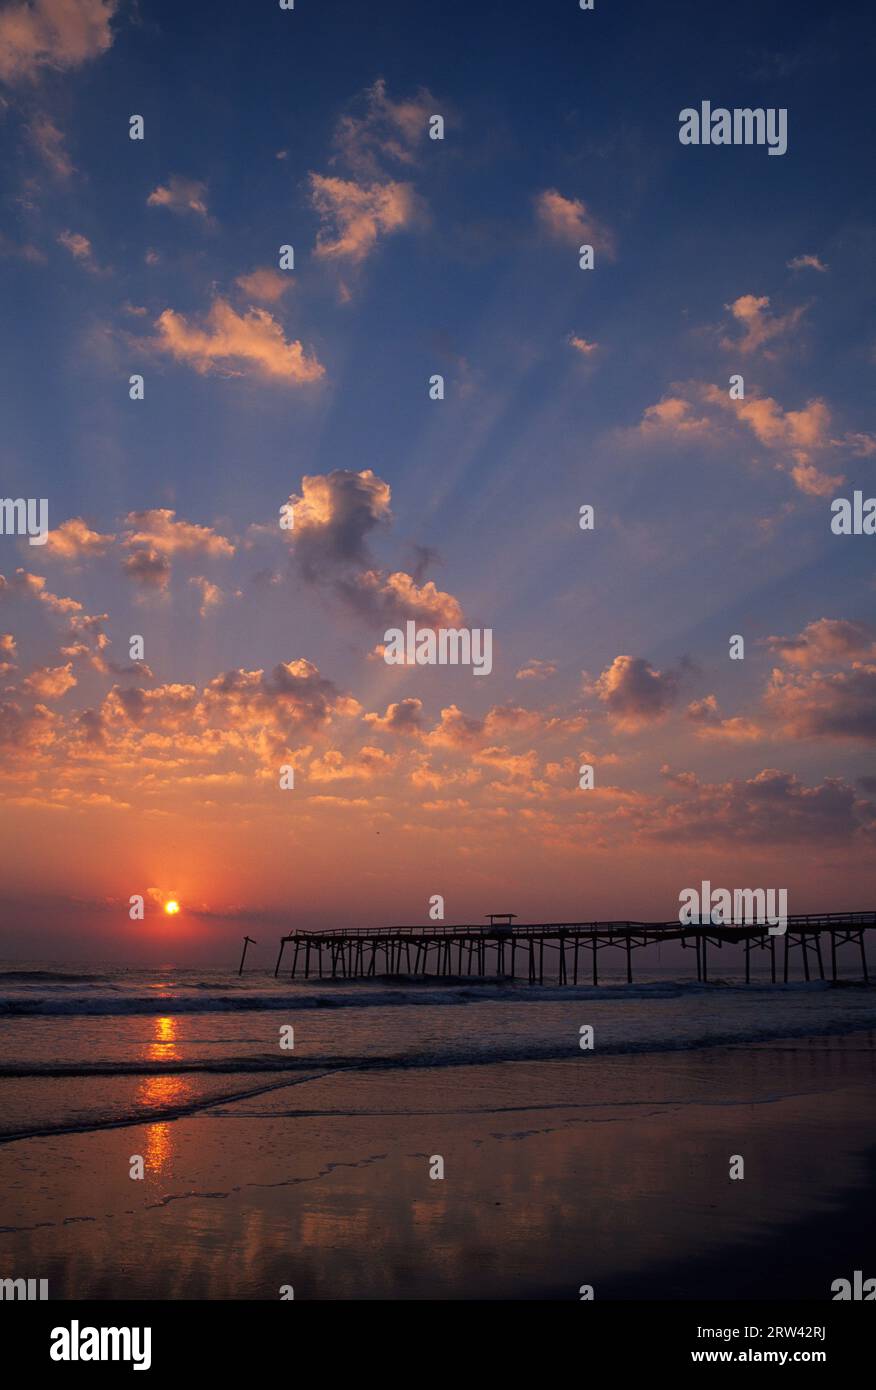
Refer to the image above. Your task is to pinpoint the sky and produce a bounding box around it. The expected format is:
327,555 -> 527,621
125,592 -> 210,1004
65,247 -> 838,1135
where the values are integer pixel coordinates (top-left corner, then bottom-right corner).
0,0 -> 874,961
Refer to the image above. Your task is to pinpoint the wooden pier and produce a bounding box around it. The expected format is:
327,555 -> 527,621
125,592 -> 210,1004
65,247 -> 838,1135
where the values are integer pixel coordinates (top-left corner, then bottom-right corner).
273,911 -> 874,985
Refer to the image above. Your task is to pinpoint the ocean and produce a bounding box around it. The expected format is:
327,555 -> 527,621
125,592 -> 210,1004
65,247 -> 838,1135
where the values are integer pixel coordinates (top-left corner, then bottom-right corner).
1,964 -> 875,1299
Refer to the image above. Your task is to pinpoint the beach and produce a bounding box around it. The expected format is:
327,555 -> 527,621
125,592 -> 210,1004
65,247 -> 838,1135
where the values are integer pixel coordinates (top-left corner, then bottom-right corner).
1,967 -> 875,1300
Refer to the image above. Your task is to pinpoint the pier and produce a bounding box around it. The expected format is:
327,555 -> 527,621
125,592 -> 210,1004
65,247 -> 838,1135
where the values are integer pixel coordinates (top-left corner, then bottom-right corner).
273,911 -> 873,985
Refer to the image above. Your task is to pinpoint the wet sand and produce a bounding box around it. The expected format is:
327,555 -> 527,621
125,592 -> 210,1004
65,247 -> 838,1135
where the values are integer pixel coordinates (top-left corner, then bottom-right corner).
1,1032 -> 874,1299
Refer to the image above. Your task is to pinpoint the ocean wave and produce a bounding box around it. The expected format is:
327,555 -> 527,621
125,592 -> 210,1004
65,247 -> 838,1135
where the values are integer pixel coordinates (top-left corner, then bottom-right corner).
1,1012 -> 874,1082
0,977 -> 859,1018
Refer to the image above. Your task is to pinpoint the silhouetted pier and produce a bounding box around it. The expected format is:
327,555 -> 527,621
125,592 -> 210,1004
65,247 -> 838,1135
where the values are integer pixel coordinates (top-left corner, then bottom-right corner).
273,911 -> 873,985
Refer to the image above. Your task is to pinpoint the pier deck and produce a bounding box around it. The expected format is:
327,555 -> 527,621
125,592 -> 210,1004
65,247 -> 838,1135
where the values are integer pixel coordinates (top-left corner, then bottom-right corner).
273,911 -> 874,985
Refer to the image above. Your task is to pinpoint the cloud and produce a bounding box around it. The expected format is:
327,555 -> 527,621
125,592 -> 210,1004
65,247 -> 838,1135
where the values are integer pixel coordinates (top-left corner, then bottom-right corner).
634,381 -> 846,498
764,663 -> 876,742
704,385 -> 842,496
650,768 -> 864,846
0,698 -> 55,750
305,80 -> 437,273
425,704 -> 486,749
685,695 -> 762,742
720,293 -> 806,356
534,189 -> 615,256
147,175 -> 209,217
0,568 -> 82,617
787,254 -> 828,273
475,745 -> 539,783
102,682 -> 198,731
189,575 -> 223,617
516,658 -> 557,681
364,697 -> 425,737
197,659 -> 360,746
568,334 -> 599,357
121,509 -> 234,559
152,299 -> 325,384
340,569 -> 463,627
57,228 -> 96,267
763,619 -> 876,668
636,395 -> 714,438
659,764 -> 699,789
26,112 -> 73,176
0,633 -> 16,674
0,0 -> 117,83
844,432 -> 876,457
423,703 -> 543,751
235,267 -> 292,303
44,516 -> 115,561
308,745 -> 395,783
0,234 -> 46,263
276,469 -> 464,628
22,662 -> 76,699
122,548 -> 171,592
591,655 -> 681,731
288,469 -> 391,574
331,77 -> 436,178
309,173 -> 421,265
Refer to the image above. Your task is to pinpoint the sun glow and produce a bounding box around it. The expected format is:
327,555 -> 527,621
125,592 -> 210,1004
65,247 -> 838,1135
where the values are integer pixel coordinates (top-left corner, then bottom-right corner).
164,899 -> 180,915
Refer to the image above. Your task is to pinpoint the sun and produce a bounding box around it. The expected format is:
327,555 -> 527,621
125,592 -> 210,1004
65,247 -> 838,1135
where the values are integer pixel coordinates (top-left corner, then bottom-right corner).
164,899 -> 180,916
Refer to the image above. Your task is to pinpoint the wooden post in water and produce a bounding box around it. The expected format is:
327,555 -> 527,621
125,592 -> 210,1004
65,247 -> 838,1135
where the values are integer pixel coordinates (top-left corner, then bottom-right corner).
239,935 -> 257,975
273,938 -> 286,978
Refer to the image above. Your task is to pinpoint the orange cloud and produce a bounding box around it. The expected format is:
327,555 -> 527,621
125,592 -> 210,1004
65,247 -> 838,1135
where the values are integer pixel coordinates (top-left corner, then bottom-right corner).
787,254 -> 828,273
309,173 -> 420,264
764,664 -> 876,742
534,189 -> 615,256
308,745 -> 395,783
235,267 -> 292,303
0,0 -> 117,83
637,395 -> 714,437
568,334 -> 599,356
44,517 -> 115,561
152,299 -> 325,384
121,510 -> 234,559
344,570 -> 463,627
0,633 -> 16,674
22,662 -> 77,699
331,77 -> 436,178
592,655 -> 681,731
686,696 -> 763,742
27,112 -> 73,177
364,698 -> 425,737
189,576 -> 223,617
147,175 -> 209,217
720,293 -> 806,356
764,619 -> 876,668
57,228 -> 94,264
516,658 -> 557,681
122,548 -> 170,592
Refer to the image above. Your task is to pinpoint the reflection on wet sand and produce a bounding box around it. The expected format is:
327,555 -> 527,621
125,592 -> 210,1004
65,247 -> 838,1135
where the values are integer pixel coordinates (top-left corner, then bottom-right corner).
0,1038 -> 874,1298
138,1017 -> 188,1173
